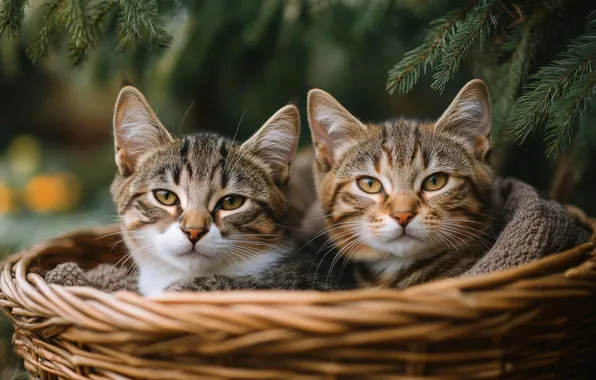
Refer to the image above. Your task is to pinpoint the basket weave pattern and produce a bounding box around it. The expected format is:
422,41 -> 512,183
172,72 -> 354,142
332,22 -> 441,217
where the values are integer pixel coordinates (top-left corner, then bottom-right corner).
1,208 -> 596,379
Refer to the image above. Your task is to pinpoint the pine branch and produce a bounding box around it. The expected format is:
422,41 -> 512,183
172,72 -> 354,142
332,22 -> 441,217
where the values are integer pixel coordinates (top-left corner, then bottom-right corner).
65,0 -> 94,66
486,7 -> 548,135
91,1 -> 118,29
507,20 -> 596,144
117,0 -> 173,52
544,69 -> 596,156
27,0 -> 64,63
0,0 -> 28,38
27,0 -> 173,65
386,2 -> 476,95
67,0 -> 117,66
431,0 -> 497,92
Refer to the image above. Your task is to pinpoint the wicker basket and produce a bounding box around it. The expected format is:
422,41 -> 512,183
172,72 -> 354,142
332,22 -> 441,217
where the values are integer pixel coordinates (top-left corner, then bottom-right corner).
1,207 -> 596,380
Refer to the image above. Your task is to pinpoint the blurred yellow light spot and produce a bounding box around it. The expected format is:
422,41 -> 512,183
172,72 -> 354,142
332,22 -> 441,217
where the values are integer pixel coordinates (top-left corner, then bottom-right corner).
0,182 -> 16,214
24,173 -> 81,213
8,135 -> 42,177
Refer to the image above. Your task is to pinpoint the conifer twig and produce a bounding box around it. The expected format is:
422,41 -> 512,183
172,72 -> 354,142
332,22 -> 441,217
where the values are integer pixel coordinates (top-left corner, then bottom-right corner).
507,23 -> 596,146
0,0 -> 28,38
117,0 -> 173,52
431,0 -> 497,92
544,70 -> 596,156
27,0 -> 64,63
485,7 -> 548,135
386,2 -> 477,95
65,0 -> 94,66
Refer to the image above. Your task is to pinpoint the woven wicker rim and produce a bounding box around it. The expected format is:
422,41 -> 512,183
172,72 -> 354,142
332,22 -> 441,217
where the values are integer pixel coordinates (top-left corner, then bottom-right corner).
1,206 -> 595,379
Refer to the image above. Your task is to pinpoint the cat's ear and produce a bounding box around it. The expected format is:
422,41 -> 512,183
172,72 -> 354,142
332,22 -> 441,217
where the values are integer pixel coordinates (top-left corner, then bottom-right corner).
241,104 -> 300,184
307,89 -> 366,168
113,86 -> 172,175
435,79 -> 492,158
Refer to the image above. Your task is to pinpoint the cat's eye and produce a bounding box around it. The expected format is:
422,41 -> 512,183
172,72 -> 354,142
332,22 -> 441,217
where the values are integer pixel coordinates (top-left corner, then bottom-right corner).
153,190 -> 179,206
422,173 -> 448,191
217,195 -> 246,211
357,176 -> 383,194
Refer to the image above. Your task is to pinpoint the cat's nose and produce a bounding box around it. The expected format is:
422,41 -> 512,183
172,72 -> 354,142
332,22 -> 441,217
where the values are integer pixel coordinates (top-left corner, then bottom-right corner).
392,211 -> 416,227
181,226 -> 208,244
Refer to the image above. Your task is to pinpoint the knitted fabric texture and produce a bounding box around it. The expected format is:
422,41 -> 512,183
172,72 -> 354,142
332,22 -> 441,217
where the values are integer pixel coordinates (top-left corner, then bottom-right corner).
45,262 -> 138,293
463,177 -> 588,276
44,178 -> 589,291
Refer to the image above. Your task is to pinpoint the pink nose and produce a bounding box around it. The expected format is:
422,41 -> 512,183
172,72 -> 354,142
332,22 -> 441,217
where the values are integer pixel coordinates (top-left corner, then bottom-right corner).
392,211 -> 416,227
181,227 -> 208,244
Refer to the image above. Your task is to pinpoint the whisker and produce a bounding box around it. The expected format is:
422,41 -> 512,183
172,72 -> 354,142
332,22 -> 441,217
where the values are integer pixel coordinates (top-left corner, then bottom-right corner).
223,108 -> 247,174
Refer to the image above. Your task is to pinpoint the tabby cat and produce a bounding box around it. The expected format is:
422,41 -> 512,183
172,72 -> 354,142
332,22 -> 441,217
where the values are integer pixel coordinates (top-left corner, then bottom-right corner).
111,85 -> 304,296
306,79 -> 497,289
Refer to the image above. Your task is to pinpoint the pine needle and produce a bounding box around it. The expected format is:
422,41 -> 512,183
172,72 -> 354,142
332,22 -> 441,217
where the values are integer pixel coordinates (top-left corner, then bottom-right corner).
0,0 -> 27,39
484,7 -> 548,135
431,0 -> 497,92
65,0 -> 94,66
507,22 -> 596,144
545,70 -> 596,156
386,2 -> 476,95
117,0 -> 173,52
27,0 -> 64,63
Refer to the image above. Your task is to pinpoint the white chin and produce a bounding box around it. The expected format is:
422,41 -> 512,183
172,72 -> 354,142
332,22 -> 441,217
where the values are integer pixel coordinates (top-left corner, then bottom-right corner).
369,235 -> 435,260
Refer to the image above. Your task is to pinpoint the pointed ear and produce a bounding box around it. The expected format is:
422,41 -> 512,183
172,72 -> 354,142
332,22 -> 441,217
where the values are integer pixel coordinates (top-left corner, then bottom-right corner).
113,86 -> 172,175
435,79 -> 492,158
307,89 -> 366,169
240,105 -> 300,185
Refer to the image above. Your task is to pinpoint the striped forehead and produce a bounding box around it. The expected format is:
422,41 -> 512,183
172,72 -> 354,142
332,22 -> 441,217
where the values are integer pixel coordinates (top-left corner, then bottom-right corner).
338,121 -> 420,178
382,121 -> 422,167
179,135 -> 227,203
336,119 -> 476,187
137,135 -> 239,198
387,120 -> 474,170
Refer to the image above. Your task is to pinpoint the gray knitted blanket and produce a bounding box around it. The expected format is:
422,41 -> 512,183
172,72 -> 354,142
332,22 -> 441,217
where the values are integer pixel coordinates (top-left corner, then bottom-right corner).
464,177 -> 589,276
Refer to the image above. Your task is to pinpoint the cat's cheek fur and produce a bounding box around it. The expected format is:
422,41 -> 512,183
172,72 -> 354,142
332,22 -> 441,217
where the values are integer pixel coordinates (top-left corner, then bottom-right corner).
154,224 -> 194,261
375,215 -> 429,242
366,217 -> 434,260
367,235 -> 435,261
129,225 -> 191,295
132,224 -> 220,294
129,222 -> 289,295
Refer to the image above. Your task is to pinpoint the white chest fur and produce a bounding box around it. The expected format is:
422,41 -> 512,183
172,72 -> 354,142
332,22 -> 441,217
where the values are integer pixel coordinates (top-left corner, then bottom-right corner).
368,258 -> 416,278
137,249 -> 284,297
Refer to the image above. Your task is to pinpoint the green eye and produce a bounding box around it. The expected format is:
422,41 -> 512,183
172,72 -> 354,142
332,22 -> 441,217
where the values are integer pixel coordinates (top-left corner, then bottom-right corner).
422,173 -> 448,191
357,176 -> 383,194
153,190 -> 179,206
218,195 -> 246,211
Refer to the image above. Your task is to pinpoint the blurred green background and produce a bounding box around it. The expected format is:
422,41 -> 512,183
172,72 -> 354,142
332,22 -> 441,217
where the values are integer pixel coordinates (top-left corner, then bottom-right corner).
1,0 -> 595,375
